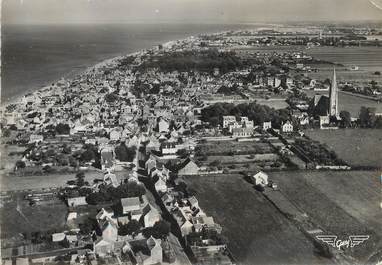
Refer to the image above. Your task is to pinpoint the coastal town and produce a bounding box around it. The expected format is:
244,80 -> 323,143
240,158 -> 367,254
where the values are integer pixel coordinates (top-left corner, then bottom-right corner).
1,24 -> 382,265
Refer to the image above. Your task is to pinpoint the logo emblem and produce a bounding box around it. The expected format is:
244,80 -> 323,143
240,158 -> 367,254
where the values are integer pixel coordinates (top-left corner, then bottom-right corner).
316,235 -> 369,250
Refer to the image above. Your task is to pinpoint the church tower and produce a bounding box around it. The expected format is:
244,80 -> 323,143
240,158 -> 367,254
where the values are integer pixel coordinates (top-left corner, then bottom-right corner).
329,68 -> 338,117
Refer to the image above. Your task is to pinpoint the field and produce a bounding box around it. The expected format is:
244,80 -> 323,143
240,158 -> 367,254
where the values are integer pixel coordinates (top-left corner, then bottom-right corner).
0,195 -> 68,239
236,46 -> 382,82
304,90 -> 382,118
306,46 -> 382,82
253,98 -> 289,110
304,129 -> 382,168
183,174 -> 331,265
0,144 -> 25,172
0,170 -> 129,192
195,140 -> 285,171
196,141 -> 274,156
269,170 -> 382,262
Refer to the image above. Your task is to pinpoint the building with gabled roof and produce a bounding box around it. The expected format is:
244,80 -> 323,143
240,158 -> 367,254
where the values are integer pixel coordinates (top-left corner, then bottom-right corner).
178,158 -> 200,176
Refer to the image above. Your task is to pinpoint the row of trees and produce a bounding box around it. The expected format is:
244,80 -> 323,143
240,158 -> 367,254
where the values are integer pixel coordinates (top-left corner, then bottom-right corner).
86,181 -> 146,205
359,106 -> 382,128
139,49 -> 247,74
118,219 -> 171,239
201,102 -> 290,128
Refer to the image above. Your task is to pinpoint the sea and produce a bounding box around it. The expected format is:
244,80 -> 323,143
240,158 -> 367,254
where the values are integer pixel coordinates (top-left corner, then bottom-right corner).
2,23 -> 382,104
1,23 -> 255,102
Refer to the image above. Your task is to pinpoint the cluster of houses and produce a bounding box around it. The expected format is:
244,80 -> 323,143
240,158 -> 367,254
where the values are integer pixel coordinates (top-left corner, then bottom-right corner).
141,142 -> 233,264
56,173 -> 175,265
222,115 -> 294,137
1,26 -> 370,265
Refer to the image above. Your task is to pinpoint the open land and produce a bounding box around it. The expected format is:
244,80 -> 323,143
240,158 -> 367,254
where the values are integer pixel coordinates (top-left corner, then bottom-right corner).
304,129 -> 382,168
269,170 -> 382,262
304,90 -> 382,117
183,174 -> 332,265
0,197 -> 68,239
195,140 -> 286,171
0,170 -> 129,192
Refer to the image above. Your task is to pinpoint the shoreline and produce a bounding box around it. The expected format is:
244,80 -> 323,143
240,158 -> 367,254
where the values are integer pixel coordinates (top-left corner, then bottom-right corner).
1,54 -> 131,106
2,23 -> 258,107
1,33 -> 213,107
1,46 -> 160,107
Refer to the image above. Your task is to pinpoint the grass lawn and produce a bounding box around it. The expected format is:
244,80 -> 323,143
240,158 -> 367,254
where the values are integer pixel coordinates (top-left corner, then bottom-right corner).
183,174 -> 331,265
197,141 -> 273,156
269,170 -> 382,262
0,198 -> 68,238
205,154 -> 279,164
304,129 -> 382,168
0,170 -> 130,192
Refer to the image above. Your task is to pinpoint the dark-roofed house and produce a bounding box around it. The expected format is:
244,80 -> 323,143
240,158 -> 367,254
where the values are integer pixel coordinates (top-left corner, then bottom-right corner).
309,94 -> 329,117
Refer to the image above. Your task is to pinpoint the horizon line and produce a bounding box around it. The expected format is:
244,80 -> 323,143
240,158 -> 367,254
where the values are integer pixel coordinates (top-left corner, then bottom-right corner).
3,18 -> 382,26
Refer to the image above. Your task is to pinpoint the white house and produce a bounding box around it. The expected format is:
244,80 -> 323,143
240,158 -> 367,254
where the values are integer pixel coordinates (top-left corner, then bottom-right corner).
143,206 -> 161,228
145,236 -> 163,265
67,197 -> 87,207
222,116 -> 236,128
109,129 -> 122,141
252,171 -> 268,187
160,142 -> 178,155
158,119 -> 169,133
154,177 -> 167,193
263,121 -> 272,130
178,159 -> 200,176
281,121 -> 293,133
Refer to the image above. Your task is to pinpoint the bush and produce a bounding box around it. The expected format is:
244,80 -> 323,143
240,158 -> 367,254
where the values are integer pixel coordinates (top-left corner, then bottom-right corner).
55,123 -> 70,135
80,149 -> 96,162
119,220 -> 141,236
115,144 -> 136,162
105,93 -> 119,103
142,220 -> 170,239
15,160 -> 26,169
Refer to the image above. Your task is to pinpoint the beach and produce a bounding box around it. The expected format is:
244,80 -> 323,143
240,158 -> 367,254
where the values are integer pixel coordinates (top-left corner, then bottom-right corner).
1,23 -> 256,103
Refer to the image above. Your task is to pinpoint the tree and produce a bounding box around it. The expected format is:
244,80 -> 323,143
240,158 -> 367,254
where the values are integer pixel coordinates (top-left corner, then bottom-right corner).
86,192 -> 108,205
75,172 -> 86,187
105,93 -> 119,103
56,154 -> 69,166
115,144 -> 136,162
55,123 -> 70,135
209,160 -> 221,167
15,160 -> 26,170
339,111 -> 351,128
118,220 -> 141,236
143,220 -> 171,239
152,220 -> 171,238
68,156 -> 78,167
80,149 -> 95,162
176,149 -> 188,158
375,116 -> 382,129
2,128 -> 11,138
79,218 -> 97,235
359,106 -> 376,128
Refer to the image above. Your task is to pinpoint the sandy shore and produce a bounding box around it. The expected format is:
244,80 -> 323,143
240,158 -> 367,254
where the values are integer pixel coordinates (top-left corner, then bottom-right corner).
0,37 -> 185,108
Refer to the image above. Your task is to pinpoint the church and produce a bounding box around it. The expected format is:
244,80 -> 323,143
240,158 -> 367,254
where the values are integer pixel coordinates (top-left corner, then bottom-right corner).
309,68 -> 340,127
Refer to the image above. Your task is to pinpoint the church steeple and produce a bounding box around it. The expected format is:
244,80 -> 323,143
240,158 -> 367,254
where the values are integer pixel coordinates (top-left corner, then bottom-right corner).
329,68 -> 338,117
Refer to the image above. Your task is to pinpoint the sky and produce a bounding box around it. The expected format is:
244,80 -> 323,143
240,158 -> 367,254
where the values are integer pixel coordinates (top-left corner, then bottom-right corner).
2,0 -> 382,25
